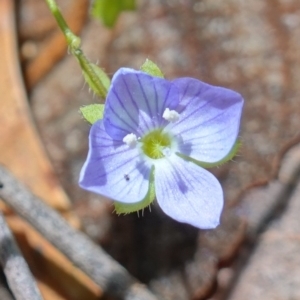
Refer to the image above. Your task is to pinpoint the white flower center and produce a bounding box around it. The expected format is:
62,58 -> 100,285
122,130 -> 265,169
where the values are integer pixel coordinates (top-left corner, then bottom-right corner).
162,108 -> 180,123
123,109 -> 180,158
123,133 -> 138,148
162,147 -> 172,157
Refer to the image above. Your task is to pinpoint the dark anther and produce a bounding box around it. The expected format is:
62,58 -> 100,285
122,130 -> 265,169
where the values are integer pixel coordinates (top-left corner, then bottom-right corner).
124,174 -> 130,181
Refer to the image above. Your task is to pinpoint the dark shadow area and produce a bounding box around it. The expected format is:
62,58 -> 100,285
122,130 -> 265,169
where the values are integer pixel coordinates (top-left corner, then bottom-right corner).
102,205 -> 199,283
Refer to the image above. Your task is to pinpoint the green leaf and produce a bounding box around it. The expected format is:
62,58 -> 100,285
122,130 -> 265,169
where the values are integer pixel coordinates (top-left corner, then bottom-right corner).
114,167 -> 155,214
177,140 -> 241,168
92,0 -> 136,28
81,62 -> 110,98
121,0 -> 135,9
80,104 -> 105,124
140,59 -> 164,78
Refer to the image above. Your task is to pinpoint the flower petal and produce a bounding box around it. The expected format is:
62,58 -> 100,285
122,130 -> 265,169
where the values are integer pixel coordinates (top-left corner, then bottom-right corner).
169,78 -> 244,163
79,120 -> 151,203
103,68 -> 179,140
155,155 -> 223,229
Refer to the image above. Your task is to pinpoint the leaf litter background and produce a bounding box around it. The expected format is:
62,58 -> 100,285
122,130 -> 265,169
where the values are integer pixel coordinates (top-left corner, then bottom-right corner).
6,0 -> 300,298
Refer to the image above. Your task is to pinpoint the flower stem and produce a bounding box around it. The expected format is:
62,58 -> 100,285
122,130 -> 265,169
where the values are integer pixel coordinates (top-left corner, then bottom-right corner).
44,0 -> 108,98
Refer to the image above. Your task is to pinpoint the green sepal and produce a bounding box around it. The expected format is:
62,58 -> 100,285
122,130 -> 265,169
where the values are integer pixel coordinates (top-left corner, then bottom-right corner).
114,167 -> 155,214
140,59 -> 164,78
92,0 -> 136,28
177,140 -> 241,168
81,62 -> 110,98
80,104 -> 105,124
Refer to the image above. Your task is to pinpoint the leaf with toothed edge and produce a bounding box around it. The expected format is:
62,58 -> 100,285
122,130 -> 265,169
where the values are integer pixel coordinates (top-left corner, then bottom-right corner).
80,104 -> 105,124
81,62 -> 110,98
140,59 -> 164,78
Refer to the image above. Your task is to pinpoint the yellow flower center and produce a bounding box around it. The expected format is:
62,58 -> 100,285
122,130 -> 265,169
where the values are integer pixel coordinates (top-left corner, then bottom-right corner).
141,129 -> 172,159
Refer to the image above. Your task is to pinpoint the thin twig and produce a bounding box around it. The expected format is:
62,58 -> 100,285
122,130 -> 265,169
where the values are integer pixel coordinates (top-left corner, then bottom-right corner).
0,210 -> 43,300
0,165 -> 158,300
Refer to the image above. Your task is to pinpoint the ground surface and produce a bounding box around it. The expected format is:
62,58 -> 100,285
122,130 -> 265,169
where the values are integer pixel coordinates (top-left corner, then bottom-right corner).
13,0 -> 300,299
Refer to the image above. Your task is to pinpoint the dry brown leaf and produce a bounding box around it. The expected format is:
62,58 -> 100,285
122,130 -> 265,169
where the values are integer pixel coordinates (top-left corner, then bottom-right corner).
0,1 -> 101,299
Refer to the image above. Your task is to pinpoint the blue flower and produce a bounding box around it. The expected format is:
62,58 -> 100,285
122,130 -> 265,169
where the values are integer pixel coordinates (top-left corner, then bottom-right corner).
79,68 -> 244,229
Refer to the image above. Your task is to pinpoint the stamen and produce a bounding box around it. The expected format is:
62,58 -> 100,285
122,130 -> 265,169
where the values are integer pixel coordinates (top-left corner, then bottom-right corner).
163,108 -> 180,122
123,133 -> 138,148
140,129 -> 174,159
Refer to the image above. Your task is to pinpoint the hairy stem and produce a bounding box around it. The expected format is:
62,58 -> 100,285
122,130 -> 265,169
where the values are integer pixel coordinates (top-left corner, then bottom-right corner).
44,0 -> 108,98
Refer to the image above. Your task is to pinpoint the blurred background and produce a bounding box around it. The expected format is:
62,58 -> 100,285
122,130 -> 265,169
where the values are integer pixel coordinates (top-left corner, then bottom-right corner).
1,0 -> 300,299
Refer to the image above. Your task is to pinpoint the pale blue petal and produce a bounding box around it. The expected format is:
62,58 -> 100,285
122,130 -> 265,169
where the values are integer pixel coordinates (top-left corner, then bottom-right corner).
155,155 -> 223,229
169,78 -> 244,163
79,120 -> 151,203
103,68 -> 179,140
